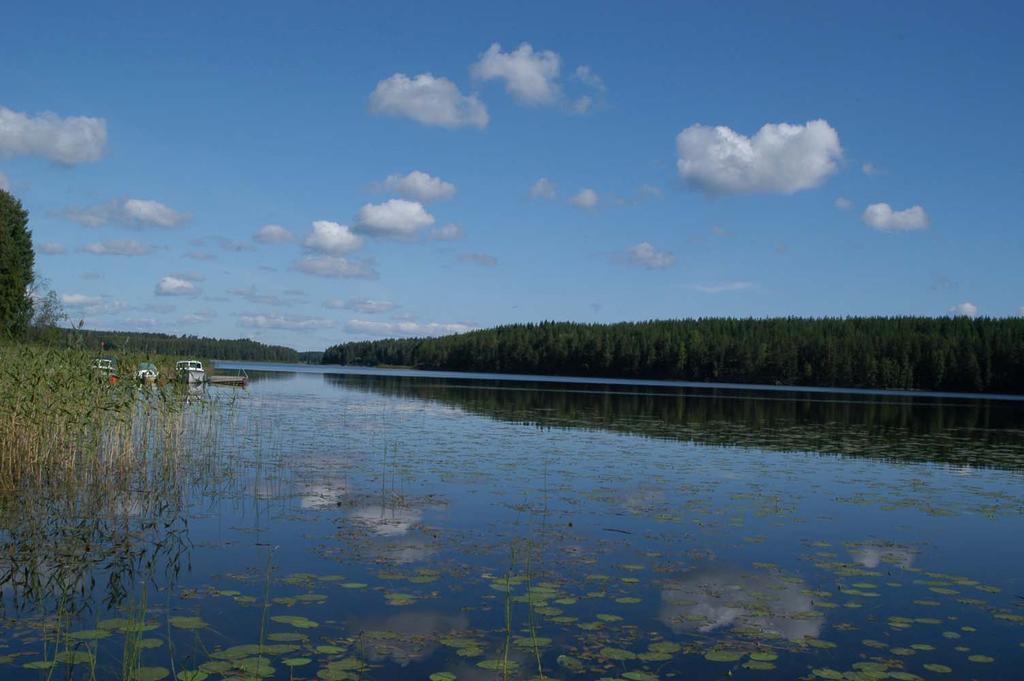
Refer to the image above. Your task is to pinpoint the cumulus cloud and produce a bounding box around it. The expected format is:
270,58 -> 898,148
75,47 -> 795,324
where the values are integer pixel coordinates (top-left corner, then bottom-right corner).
377,170 -> 456,202
529,177 -> 556,199
471,42 -> 561,105
354,199 -> 434,238
0,105 -> 106,165
253,224 -> 295,244
862,203 -> 929,231
573,65 -> 606,92
60,293 -> 127,316
155,276 -> 200,296
676,119 -> 842,195
38,241 -> 65,255
949,301 -> 978,318
569,188 -> 598,209
570,66 -> 607,113
303,220 -> 364,254
239,314 -> 335,331
835,196 -> 853,210
325,298 -> 397,314
345,319 -> 476,338
429,223 -> 464,241
369,73 -> 488,128
294,255 -> 378,279
65,198 -> 188,229
81,239 -> 154,256
180,310 -> 216,325
626,242 -> 675,269
459,252 -> 497,267
694,281 -> 755,293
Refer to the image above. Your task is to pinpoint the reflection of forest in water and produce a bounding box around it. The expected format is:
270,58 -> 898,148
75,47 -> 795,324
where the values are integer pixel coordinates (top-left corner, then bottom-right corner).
324,373 -> 1024,470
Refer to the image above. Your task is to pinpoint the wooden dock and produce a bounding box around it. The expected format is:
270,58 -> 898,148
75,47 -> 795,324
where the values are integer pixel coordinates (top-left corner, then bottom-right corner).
207,370 -> 248,387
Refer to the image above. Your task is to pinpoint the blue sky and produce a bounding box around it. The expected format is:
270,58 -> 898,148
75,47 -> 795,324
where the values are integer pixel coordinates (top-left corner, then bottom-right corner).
2,1 -> 1021,350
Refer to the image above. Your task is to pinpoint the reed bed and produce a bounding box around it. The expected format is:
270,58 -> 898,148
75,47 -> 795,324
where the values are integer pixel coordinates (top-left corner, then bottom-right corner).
0,341 -> 226,618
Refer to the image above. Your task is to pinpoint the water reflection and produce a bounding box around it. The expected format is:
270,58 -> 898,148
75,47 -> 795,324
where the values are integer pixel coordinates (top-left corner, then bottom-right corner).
353,611 -> 469,665
660,567 -> 825,641
848,541 -> 917,569
324,373 -> 1024,469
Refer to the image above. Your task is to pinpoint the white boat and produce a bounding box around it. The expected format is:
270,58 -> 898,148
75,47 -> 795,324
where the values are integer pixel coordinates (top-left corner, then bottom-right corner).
175,360 -> 206,384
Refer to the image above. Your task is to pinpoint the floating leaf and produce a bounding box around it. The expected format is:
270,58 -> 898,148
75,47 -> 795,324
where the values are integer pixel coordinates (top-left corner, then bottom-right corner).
270,615 -> 319,629
169,616 -> 208,630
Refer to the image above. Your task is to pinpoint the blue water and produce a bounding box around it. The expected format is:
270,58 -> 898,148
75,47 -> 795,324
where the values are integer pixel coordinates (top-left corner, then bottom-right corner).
2,364 -> 1022,680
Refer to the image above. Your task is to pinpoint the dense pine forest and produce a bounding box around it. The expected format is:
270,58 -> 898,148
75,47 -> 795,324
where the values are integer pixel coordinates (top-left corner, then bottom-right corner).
322,318 -> 1024,393
43,328 -> 300,362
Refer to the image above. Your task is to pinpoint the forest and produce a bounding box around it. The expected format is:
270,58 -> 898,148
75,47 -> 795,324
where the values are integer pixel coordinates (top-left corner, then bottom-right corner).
46,327 -> 300,362
322,318 -> 1024,393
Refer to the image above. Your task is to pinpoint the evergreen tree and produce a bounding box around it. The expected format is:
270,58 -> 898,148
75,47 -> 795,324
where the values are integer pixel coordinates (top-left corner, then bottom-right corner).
0,190 -> 35,338
322,317 -> 1024,394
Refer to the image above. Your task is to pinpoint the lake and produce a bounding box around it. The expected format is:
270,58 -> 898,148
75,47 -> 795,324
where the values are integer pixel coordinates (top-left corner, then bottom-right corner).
2,362 -> 1023,680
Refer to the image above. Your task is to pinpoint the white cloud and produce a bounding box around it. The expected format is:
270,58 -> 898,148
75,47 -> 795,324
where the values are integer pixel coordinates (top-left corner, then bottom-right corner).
573,65 -> 606,92
60,293 -> 127,316
61,293 -> 103,308
676,119 -> 842,195
38,241 -> 65,255
155,276 -> 200,296
253,224 -> 295,244
835,196 -> 852,210
471,42 -> 561,105
65,198 -> 188,229
345,319 -> 476,338
378,170 -> 456,202
293,255 -> 378,279
82,239 -> 153,256
529,177 -> 556,199
0,105 -> 106,165
369,73 -> 488,128
862,203 -> 929,232
304,220 -> 364,254
949,301 -> 978,318
572,96 -> 592,114
694,281 -> 755,293
325,298 -> 397,314
0,172 -> 8,190
626,242 -> 675,270
862,162 -> 882,176
459,252 -> 497,267
570,188 -> 599,209
430,223 -> 464,241
1018,306 -> 1024,318
239,314 -> 335,331
180,310 -> 216,325
354,199 -> 434,238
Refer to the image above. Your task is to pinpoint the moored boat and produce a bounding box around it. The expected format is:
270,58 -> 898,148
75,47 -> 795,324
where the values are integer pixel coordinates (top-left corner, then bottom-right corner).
175,360 -> 206,384
91,358 -> 119,384
136,362 -> 159,383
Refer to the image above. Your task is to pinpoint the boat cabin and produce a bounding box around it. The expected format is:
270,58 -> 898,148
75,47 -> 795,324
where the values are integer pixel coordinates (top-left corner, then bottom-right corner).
92,358 -> 118,373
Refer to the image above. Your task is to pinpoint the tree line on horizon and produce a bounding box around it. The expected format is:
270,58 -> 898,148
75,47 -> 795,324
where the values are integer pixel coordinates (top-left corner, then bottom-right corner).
322,318 -> 1024,393
46,327 -> 301,362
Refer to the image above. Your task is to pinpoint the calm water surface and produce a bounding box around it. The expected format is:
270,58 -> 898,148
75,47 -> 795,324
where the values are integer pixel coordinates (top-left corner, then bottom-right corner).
3,363 -> 1023,680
